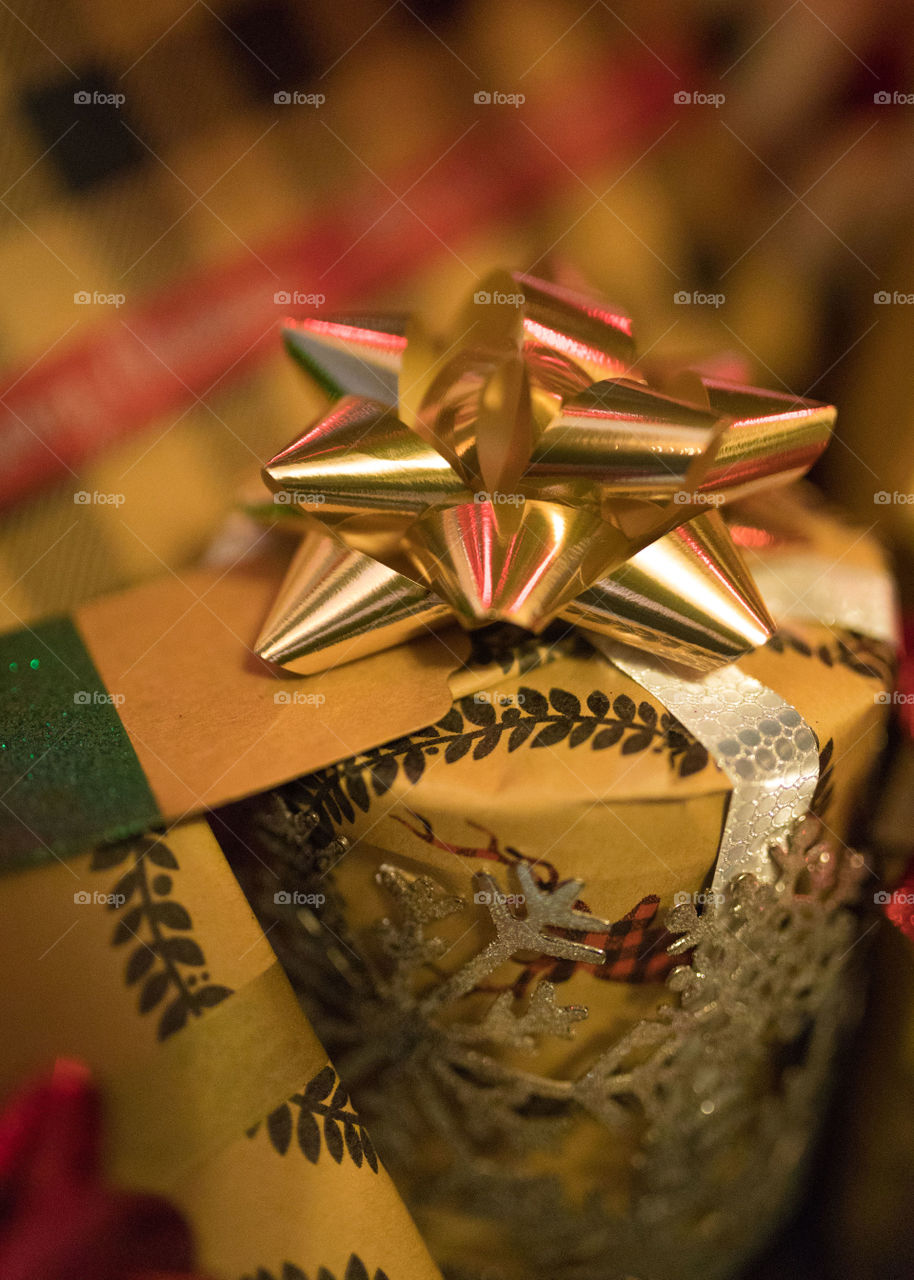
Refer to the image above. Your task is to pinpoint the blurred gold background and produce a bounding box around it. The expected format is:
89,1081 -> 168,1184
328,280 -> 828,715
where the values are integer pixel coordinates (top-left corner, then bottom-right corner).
2,0 -> 914,639
2,4 -> 914,1277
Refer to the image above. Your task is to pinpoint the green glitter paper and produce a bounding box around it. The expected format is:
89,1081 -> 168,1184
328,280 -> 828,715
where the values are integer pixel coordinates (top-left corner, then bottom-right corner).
0,617 -> 162,872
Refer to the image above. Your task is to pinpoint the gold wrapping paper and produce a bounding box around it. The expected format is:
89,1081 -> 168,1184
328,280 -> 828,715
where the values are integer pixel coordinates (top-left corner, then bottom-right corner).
227,496 -> 895,1280
289,609 -> 887,1024
0,820 -> 443,1280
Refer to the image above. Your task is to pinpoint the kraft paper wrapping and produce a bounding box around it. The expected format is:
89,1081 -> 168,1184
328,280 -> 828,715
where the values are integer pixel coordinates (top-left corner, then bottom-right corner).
242,499 -> 892,981
74,554 -> 469,820
221,498 -> 895,1279
264,620 -> 887,1097
0,548 -> 469,868
0,819 -> 442,1280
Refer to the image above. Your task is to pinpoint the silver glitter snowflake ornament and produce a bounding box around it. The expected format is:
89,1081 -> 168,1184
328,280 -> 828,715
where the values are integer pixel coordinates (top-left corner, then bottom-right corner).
240,800 -> 871,1280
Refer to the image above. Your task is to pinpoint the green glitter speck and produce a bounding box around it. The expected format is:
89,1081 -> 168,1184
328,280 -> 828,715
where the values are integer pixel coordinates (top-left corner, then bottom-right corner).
0,616 -> 161,869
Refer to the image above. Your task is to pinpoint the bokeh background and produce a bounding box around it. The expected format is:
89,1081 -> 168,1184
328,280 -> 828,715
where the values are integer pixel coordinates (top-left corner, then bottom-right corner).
2,1 -> 914,1275
3,0 -> 914,631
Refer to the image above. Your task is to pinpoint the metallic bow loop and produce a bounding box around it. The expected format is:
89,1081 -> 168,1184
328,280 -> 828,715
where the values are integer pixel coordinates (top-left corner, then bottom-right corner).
564,510 -> 776,669
696,380 -> 837,500
528,379 -> 724,519
513,270 -> 636,383
261,395 -> 471,563
258,272 -> 834,675
283,313 -> 406,403
407,499 -> 628,633
256,525 -> 450,672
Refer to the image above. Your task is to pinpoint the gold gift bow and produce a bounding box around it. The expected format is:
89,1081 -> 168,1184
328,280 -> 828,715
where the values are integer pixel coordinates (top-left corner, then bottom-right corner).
255,271 -> 834,675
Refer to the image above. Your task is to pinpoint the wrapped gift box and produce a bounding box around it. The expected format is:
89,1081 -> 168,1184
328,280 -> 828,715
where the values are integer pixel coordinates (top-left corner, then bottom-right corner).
0,271 -> 901,1280
222,497 -> 894,1280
